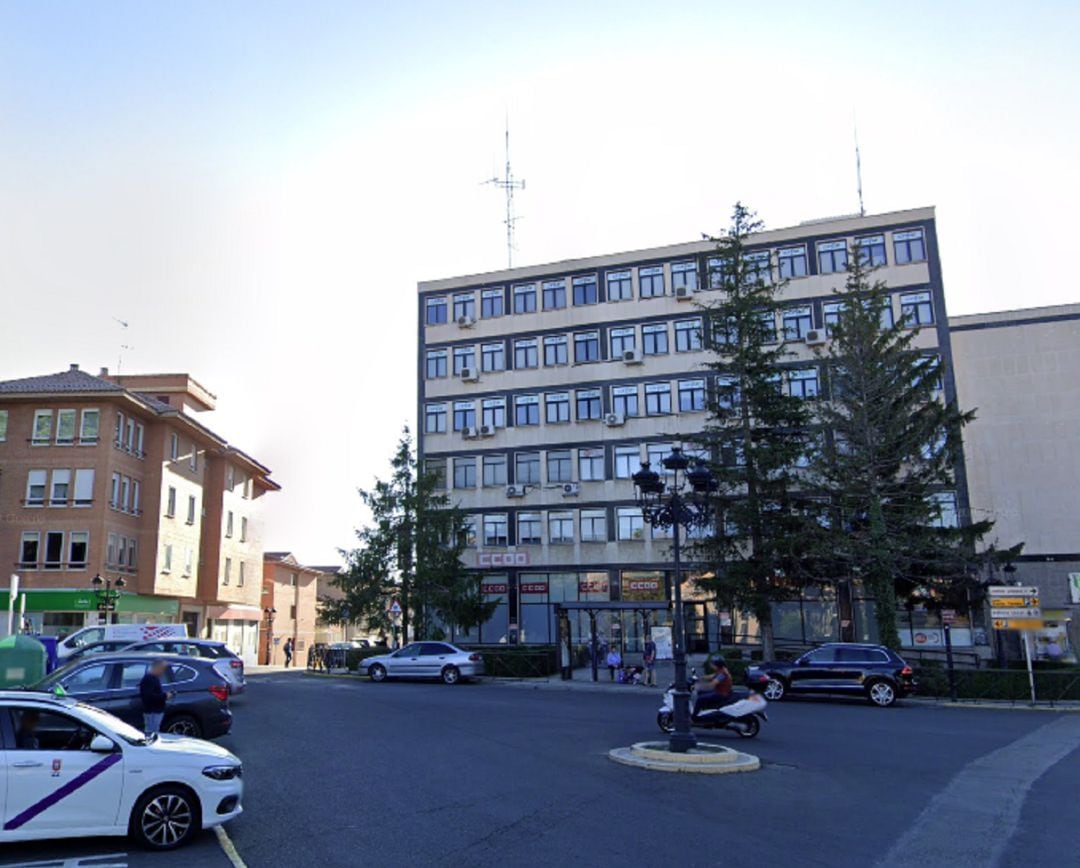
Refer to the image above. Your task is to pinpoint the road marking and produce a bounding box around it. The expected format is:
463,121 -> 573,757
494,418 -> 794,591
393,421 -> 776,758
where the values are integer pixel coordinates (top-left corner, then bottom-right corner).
1,855 -> 127,868
876,715 -> 1080,867
215,825 -> 248,868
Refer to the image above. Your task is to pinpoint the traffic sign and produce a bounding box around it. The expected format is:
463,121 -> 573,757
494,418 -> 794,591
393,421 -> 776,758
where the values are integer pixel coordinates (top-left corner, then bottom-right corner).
987,585 -> 1040,620
993,618 -> 1043,631
388,600 -> 402,616
941,609 -> 957,624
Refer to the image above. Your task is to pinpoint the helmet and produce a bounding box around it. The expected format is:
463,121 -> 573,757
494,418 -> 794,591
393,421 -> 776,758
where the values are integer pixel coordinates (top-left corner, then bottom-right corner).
711,654 -> 727,669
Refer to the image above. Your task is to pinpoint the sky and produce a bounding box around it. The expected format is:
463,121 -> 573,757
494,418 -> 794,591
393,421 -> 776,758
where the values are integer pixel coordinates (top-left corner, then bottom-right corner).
1,1 -> 1077,564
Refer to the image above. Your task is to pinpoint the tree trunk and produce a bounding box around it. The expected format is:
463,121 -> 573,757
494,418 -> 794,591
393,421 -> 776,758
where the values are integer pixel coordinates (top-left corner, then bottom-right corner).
868,499 -> 901,650
757,603 -> 776,660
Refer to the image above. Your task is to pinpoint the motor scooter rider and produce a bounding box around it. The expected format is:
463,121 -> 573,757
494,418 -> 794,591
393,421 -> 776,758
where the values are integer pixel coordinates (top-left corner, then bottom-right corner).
693,654 -> 734,715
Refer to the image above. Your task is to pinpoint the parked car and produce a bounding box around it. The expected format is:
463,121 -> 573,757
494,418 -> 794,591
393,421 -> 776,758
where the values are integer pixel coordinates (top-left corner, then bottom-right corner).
0,690 -> 241,850
64,639 -> 140,663
55,624 -> 188,661
123,639 -> 245,695
35,653 -> 233,738
745,643 -> 917,707
358,642 -> 484,685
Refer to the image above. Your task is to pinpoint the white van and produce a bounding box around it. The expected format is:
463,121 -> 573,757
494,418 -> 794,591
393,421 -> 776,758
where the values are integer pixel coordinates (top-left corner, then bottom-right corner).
56,623 -> 188,660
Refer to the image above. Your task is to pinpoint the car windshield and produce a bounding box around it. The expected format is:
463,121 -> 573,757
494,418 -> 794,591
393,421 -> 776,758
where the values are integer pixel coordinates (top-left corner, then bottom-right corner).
75,702 -> 150,745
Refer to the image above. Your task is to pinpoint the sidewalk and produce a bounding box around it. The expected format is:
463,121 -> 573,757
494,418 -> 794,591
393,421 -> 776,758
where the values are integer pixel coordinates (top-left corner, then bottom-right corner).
483,655 -> 713,693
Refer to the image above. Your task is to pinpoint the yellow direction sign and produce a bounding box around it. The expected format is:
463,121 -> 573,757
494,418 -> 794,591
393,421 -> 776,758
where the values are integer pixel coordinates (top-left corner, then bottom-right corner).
993,618 -> 1043,630
990,596 -> 1039,608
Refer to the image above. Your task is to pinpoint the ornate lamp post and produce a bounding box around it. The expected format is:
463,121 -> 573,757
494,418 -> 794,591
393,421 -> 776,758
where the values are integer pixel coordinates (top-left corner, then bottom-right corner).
263,607 -> 277,665
90,574 -> 126,625
632,446 -> 716,753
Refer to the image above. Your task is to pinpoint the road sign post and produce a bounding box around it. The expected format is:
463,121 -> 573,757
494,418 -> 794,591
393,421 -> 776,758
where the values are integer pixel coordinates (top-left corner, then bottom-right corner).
988,585 -> 1040,704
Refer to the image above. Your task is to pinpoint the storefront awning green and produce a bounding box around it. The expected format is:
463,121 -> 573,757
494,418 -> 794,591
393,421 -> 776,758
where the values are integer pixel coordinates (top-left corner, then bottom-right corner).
0,590 -> 180,617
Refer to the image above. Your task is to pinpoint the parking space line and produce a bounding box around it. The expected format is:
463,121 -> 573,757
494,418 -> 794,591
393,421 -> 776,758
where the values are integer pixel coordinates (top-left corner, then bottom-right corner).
0,855 -> 128,868
214,826 -> 248,868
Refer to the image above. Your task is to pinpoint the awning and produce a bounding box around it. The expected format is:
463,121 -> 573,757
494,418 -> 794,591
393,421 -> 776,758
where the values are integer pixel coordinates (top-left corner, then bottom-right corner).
205,605 -> 263,621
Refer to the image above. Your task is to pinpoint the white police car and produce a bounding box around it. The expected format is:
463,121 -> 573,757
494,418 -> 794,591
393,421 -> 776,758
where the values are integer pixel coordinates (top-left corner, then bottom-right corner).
0,691 -> 242,850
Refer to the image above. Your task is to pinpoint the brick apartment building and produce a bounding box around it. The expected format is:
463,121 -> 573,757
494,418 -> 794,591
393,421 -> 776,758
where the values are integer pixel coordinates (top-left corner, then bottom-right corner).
0,365 -> 279,664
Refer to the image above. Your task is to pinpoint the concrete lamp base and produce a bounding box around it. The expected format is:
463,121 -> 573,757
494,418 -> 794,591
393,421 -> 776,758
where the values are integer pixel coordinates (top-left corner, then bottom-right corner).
608,741 -> 760,775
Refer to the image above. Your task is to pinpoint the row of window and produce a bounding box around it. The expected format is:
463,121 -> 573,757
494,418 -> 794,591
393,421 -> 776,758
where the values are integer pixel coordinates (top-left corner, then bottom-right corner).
24,469 -> 95,507
225,510 -> 248,541
109,472 -> 141,515
19,530 -> 91,570
24,408 -> 102,447
161,542 -> 195,577
165,486 -> 200,525
114,412 -> 146,458
424,230 -> 929,325
222,556 -> 247,586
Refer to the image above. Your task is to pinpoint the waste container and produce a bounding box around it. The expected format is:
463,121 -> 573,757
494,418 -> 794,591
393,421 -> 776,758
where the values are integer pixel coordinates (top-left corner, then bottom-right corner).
0,634 -> 48,688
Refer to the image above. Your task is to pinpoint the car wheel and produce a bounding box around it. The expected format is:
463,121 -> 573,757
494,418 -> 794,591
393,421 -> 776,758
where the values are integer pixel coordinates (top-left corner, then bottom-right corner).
130,785 -> 200,850
164,714 -> 202,738
867,680 -> 897,707
441,665 -> 461,685
657,711 -> 674,733
369,664 -> 387,683
762,678 -> 786,701
737,716 -> 761,739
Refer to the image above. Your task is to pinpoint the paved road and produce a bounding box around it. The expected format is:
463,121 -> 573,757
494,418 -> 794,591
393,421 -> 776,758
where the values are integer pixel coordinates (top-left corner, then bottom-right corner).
2,674 -> 1077,867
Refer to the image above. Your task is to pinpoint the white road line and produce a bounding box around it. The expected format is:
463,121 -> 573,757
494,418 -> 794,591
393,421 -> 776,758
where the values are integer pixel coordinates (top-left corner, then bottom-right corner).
214,825 -> 248,868
876,715 -> 1080,867
1,856 -> 127,868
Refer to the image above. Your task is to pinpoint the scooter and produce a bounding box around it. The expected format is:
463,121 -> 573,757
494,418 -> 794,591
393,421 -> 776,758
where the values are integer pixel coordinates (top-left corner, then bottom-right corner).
657,669 -> 769,739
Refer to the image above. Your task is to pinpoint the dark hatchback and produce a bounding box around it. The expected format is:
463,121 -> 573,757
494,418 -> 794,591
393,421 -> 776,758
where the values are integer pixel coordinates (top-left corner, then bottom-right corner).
746,643 -> 916,707
123,638 -> 246,695
35,652 -> 233,738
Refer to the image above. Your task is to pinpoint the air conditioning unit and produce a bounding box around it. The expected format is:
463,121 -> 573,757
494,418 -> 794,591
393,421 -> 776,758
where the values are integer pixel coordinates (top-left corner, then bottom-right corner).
805,329 -> 826,346
456,315 -> 475,328
462,426 -> 480,439
479,424 -> 496,437
561,482 -> 580,497
505,484 -> 526,498
460,367 -> 479,382
604,412 -> 626,427
675,285 -> 693,301
622,349 -> 643,365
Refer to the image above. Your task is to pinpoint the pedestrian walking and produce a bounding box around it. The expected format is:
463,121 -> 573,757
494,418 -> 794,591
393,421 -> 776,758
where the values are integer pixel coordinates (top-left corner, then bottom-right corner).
306,644 -> 315,669
323,645 -> 334,672
283,638 -> 294,668
606,646 -> 622,681
139,660 -> 175,735
642,633 -> 657,686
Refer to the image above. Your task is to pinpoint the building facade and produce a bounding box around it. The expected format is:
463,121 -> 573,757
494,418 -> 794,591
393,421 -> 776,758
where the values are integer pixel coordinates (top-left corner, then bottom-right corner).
417,207 -> 959,651
260,553 -> 325,665
0,366 -> 279,664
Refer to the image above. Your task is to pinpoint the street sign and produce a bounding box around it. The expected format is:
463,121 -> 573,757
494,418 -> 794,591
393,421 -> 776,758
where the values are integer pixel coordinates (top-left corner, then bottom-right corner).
993,618 -> 1044,631
941,609 -> 957,624
987,585 -> 1041,620
388,600 -> 402,616
96,601 -> 116,613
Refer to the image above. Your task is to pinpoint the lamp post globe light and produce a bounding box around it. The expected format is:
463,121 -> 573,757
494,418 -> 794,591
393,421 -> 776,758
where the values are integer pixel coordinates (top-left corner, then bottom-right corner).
90,573 -> 126,625
632,445 -> 716,754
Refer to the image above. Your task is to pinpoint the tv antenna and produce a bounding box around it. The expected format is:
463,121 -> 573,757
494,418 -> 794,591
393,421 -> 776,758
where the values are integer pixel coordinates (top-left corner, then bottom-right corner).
113,317 -> 132,373
854,116 -> 865,217
482,118 -> 526,268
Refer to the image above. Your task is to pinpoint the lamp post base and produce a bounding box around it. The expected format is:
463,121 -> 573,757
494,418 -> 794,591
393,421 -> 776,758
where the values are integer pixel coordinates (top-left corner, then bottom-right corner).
668,730 -> 698,754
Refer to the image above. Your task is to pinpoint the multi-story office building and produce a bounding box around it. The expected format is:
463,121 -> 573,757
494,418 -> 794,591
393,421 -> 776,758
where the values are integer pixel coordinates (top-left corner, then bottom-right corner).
0,365 -> 279,663
418,207 -> 957,651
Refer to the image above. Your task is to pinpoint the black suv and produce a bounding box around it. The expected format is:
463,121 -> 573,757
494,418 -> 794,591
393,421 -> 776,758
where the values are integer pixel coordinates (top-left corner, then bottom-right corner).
35,652 -> 233,738
746,643 -> 916,707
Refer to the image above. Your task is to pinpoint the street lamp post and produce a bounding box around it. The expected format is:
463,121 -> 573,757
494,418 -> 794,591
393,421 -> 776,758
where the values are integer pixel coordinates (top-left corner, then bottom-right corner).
264,607 -> 277,665
632,446 -> 716,754
90,574 -> 126,625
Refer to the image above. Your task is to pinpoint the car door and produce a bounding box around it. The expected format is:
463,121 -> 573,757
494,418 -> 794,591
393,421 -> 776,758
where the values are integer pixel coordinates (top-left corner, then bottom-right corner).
833,646 -> 873,693
106,661 -> 154,728
419,643 -> 453,677
387,644 -> 423,677
2,706 -> 123,836
787,647 -> 839,693
54,662 -> 115,708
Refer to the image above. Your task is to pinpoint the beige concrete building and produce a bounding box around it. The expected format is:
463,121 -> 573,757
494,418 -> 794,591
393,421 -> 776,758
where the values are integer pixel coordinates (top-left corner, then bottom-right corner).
260,553 -> 323,665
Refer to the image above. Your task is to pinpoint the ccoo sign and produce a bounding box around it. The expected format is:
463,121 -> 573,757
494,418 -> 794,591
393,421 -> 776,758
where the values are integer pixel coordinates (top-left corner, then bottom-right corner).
478,551 -> 530,567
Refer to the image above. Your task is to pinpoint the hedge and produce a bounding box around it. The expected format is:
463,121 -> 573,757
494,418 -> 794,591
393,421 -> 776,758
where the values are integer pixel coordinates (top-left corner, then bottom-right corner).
345,646 -> 391,671
914,666 -> 1080,702
462,645 -> 559,678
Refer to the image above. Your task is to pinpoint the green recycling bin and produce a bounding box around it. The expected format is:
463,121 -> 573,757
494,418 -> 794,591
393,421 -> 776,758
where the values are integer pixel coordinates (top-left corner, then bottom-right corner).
0,634 -> 48,688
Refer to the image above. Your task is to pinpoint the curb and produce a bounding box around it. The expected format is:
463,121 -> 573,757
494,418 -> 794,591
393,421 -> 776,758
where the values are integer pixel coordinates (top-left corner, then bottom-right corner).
609,741 -> 760,774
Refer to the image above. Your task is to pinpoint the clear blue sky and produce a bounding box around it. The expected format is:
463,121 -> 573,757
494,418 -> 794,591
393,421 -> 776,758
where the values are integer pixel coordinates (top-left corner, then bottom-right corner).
2,1 -> 1077,561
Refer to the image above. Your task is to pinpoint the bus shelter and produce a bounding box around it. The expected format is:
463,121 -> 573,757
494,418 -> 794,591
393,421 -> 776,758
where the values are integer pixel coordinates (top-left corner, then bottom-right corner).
554,601 -> 669,681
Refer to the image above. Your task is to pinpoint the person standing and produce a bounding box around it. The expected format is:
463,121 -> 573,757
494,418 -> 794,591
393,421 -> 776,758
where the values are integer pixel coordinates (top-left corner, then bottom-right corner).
283,638 -> 294,668
139,660 -> 175,735
642,633 -> 657,687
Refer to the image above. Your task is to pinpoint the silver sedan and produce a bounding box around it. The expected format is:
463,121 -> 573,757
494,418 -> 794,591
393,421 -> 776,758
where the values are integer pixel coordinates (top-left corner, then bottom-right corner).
359,642 -> 485,685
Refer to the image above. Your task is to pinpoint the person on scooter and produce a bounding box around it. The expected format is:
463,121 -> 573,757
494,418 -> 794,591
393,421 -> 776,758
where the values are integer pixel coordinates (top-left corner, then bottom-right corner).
693,654 -> 734,715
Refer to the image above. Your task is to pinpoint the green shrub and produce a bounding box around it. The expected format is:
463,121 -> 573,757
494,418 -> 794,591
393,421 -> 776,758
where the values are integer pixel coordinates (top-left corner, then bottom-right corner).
463,645 -> 558,678
346,646 -> 390,671
914,666 -> 1080,702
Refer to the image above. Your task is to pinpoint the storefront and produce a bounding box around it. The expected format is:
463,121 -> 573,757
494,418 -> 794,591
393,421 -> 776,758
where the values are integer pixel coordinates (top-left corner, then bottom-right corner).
206,605 -> 262,667
0,589 -> 181,636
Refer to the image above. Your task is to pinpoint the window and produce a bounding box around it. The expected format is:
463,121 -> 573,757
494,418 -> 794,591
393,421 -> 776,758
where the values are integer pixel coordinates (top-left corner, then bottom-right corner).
20,532 -> 39,566
647,442 -> 674,475
169,433 -> 179,460
783,306 -> 813,341
642,323 -> 668,355
225,466 -> 235,491
609,327 -> 636,357
452,293 -> 475,321
778,245 -> 808,279
183,547 -> 193,577
581,509 -> 607,542
0,409 -> 6,441
427,458 -> 447,490
223,557 -> 232,585
607,269 -> 632,301
817,240 -> 847,274
572,274 -> 598,306
716,375 -> 741,410
573,331 -> 600,364
707,256 -> 730,289
614,445 -> 641,478
744,250 -> 771,284
135,424 -> 144,457
518,513 -> 542,545
912,355 -> 944,395
515,452 -> 541,485
126,536 -> 137,569
481,342 -> 505,372
930,492 -> 959,528
758,310 -> 778,343
674,318 -> 703,352
576,389 -> 602,420
73,469 -> 94,507
238,561 -> 246,586
639,265 -> 665,298
513,283 -> 537,313
617,507 -> 645,540
900,291 -> 934,326
120,476 -> 130,512
426,296 -> 448,324
114,412 -> 124,448
578,448 -> 604,481
454,457 -> 476,489
44,531 -> 64,568
26,470 -> 47,506
894,229 -> 926,264
48,469 -> 71,506
187,495 -> 196,524
106,533 -> 117,566
856,234 -> 886,267
481,398 -> 506,428
426,350 -> 448,379
514,339 -> 538,369
166,487 -> 177,517
547,450 -> 572,483
482,454 -> 507,487
823,301 -> 844,334
32,410 -> 52,445
483,514 -> 508,546
549,512 -> 574,543
541,335 -> 568,367
132,481 -> 140,514
546,392 -> 570,424
79,409 -> 100,444
543,279 -> 566,310
515,395 -> 540,426
241,516 -> 248,542
678,379 -> 707,412
671,261 -> 698,293
453,346 -> 475,375
189,442 -> 197,471
481,288 -> 505,318
109,472 -> 120,508
56,409 -> 77,444
788,368 -> 820,399
163,543 -> 173,573
425,403 -> 447,434
452,401 -> 476,431
226,511 -> 234,538
611,385 -> 639,418
645,382 -> 672,416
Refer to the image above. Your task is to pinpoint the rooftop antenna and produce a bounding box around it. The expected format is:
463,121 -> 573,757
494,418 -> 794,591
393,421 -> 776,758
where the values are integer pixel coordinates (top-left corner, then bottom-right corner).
482,115 -> 526,268
854,115 -> 865,217
113,317 -> 131,374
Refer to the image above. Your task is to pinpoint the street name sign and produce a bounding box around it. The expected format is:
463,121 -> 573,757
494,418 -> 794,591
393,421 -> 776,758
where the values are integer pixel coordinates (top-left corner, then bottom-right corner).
988,586 -> 1041,620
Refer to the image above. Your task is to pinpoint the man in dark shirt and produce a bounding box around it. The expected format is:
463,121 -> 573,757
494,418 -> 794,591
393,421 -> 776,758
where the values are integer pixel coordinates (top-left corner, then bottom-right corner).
139,660 -> 175,734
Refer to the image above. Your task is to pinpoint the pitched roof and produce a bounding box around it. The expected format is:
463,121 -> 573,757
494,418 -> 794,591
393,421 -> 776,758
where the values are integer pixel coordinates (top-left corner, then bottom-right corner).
0,368 -> 124,395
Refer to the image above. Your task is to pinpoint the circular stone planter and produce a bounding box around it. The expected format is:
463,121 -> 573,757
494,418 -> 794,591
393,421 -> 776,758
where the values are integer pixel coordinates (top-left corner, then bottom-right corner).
608,741 -> 760,774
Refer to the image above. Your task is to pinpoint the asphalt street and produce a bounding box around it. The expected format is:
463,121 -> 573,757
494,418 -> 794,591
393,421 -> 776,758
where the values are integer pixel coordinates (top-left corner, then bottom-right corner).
2,674 -> 1077,868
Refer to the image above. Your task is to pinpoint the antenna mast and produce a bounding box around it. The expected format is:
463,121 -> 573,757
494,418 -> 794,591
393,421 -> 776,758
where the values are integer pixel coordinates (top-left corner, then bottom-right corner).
854,117 -> 865,217
483,118 -> 526,268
